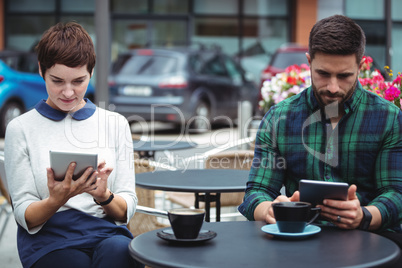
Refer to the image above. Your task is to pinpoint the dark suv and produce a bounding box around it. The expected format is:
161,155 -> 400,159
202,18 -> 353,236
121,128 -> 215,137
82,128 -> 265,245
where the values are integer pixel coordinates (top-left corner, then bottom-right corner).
108,47 -> 259,132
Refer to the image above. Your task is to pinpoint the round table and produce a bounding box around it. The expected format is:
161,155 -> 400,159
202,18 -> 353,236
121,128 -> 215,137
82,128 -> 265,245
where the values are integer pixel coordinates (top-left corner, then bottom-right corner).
129,221 -> 401,268
135,169 -> 249,222
133,140 -> 197,159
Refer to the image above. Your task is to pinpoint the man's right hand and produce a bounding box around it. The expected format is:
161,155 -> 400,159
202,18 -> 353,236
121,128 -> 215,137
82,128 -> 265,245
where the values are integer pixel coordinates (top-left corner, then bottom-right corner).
254,191 -> 300,223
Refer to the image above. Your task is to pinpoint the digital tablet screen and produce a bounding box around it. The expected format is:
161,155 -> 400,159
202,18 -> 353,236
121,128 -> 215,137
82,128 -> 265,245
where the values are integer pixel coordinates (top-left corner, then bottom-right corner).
49,150 -> 98,181
299,179 -> 349,206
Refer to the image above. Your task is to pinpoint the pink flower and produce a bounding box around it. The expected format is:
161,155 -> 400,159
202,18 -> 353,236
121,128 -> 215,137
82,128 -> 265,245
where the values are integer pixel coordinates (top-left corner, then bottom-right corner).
383,86 -> 401,101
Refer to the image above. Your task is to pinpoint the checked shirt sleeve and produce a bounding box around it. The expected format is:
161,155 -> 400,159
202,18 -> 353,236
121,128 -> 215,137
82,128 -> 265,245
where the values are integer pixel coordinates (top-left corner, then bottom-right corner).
238,108 -> 287,220
370,110 -> 402,231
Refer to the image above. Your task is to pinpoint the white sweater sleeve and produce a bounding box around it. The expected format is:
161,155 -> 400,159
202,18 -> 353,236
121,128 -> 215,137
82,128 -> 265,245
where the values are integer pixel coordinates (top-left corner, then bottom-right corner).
4,117 -> 45,234
110,114 -> 137,224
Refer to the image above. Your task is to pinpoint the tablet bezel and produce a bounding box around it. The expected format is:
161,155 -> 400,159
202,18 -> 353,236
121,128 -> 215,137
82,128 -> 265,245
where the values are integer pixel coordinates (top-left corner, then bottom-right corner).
299,179 -> 349,206
49,150 -> 98,181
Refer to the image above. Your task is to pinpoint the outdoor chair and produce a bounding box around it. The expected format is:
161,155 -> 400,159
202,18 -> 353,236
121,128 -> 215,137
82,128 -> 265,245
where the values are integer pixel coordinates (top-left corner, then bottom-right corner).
127,159 -> 169,237
0,151 -> 13,242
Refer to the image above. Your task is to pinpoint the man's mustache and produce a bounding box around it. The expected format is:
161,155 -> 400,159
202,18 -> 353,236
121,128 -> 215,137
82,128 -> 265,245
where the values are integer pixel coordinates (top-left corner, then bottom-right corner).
321,91 -> 344,98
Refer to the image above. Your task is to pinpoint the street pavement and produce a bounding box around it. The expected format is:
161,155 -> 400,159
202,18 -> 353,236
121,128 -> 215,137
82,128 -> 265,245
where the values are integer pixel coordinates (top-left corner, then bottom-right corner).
0,123 -> 256,267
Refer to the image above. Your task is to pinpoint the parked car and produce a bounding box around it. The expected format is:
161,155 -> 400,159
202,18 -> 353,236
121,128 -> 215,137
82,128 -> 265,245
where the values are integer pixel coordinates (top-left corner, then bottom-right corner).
108,47 -> 259,132
0,50 -> 95,137
260,43 -> 309,85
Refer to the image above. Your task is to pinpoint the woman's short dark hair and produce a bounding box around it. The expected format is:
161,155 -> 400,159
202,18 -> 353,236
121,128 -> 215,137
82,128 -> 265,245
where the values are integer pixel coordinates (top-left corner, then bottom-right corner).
309,15 -> 366,65
35,22 -> 96,78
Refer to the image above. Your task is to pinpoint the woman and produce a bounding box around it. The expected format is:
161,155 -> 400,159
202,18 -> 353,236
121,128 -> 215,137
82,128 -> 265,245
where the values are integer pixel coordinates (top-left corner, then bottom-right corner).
4,22 -> 141,268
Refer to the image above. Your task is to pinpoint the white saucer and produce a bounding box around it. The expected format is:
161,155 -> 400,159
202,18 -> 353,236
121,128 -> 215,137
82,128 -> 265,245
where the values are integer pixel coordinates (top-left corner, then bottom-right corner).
261,224 -> 321,239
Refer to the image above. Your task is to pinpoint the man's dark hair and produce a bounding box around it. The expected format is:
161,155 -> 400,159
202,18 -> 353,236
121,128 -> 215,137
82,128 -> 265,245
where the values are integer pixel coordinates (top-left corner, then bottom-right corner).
309,15 -> 366,65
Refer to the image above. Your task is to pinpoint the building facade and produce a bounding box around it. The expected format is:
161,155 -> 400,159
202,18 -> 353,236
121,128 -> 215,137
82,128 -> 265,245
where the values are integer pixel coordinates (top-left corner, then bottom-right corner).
0,0 -> 400,84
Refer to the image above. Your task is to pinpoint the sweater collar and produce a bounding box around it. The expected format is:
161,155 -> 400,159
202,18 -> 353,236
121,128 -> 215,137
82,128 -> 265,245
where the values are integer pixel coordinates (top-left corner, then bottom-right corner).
35,98 -> 96,121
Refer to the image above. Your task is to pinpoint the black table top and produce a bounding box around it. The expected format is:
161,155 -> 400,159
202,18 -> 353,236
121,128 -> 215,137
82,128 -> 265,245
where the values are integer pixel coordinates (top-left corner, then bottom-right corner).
129,221 -> 400,268
133,140 -> 197,152
135,169 -> 249,193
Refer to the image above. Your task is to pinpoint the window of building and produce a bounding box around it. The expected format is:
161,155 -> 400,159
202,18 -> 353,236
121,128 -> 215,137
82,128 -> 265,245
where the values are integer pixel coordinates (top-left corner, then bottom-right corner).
6,16 -> 55,51
345,0 -> 387,76
153,0 -> 189,14
192,18 -> 239,54
194,0 -> 238,15
61,0 -> 94,12
7,0 -> 55,12
345,0 -> 384,20
111,0 -> 149,13
243,0 -> 287,16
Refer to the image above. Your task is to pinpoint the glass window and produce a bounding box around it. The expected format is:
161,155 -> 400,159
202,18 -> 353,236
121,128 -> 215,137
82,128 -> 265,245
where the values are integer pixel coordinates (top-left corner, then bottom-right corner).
60,16 -> 95,34
189,54 -> 203,73
391,23 -> 402,74
223,56 -> 243,82
7,0 -> 55,12
345,0 -> 384,20
271,51 -> 309,69
243,0 -> 287,16
61,0 -> 94,13
391,0 -> 402,21
240,18 -> 288,85
112,20 -> 149,57
154,0 -> 188,14
357,20 -> 387,74
111,0 -> 148,14
152,21 -> 188,47
112,19 -> 187,56
6,16 -> 55,51
118,54 -> 178,75
194,0 -> 238,15
192,17 -> 239,60
201,56 -> 227,77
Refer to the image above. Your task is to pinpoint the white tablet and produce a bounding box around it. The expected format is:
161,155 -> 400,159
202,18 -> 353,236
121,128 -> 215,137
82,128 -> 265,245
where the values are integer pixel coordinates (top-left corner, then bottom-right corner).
299,179 -> 349,206
49,150 -> 98,181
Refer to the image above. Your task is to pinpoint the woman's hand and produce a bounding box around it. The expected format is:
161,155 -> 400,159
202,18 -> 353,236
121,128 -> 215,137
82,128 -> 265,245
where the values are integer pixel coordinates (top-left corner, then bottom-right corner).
86,160 -> 127,221
25,162 -> 98,230
86,160 -> 113,202
47,162 -> 98,207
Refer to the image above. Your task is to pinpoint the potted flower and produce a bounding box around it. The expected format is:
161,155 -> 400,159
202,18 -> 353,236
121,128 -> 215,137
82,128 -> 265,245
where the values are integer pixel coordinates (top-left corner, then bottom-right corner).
259,56 -> 402,113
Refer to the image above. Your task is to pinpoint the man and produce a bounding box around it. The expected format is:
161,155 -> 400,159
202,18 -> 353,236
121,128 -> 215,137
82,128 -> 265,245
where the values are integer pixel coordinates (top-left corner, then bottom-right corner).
239,15 -> 402,247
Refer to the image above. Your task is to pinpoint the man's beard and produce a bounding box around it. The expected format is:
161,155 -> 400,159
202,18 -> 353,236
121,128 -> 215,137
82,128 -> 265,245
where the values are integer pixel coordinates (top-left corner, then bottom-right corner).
313,77 -> 358,109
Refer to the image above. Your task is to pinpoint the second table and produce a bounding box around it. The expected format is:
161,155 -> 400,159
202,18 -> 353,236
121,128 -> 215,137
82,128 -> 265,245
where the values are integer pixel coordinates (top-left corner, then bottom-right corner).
135,169 -> 249,221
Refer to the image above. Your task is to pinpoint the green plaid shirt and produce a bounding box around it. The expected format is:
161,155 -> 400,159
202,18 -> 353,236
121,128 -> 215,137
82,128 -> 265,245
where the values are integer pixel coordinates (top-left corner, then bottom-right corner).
239,82 -> 402,232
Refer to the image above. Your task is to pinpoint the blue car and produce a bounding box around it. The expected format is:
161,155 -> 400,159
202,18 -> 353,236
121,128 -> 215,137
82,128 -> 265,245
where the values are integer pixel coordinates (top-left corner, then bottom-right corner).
0,50 -> 95,137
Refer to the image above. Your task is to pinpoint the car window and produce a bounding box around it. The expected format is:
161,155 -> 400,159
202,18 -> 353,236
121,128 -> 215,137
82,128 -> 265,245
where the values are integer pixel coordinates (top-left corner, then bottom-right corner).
271,51 -> 308,69
189,54 -> 203,73
0,55 -> 20,70
200,56 -> 227,77
222,56 -> 242,81
117,54 -> 178,75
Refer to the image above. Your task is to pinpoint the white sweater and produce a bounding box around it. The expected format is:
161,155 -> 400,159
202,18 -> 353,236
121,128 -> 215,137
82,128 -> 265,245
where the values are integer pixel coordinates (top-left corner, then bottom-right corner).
4,106 -> 137,234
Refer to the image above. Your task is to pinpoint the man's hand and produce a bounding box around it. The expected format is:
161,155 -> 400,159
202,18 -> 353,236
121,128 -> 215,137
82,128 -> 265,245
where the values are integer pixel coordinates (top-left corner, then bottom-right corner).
317,184 -> 363,229
254,191 -> 300,223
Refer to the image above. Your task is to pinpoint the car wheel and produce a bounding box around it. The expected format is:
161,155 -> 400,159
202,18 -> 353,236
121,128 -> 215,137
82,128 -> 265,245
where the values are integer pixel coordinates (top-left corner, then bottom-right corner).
189,101 -> 210,133
0,102 -> 24,137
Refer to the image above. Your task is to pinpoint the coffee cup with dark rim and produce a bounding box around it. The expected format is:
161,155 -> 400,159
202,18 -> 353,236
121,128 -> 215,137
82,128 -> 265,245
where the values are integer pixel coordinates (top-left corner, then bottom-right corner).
167,208 -> 205,239
272,202 -> 321,233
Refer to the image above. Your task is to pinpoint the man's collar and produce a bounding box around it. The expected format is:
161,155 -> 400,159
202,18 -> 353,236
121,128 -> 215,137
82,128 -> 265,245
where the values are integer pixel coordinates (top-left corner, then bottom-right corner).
35,98 -> 96,121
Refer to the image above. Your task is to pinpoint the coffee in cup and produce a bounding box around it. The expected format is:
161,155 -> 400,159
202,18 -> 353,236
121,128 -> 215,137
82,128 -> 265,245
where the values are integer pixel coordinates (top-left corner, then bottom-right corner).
167,208 -> 205,239
272,202 -> 321,233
